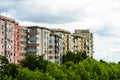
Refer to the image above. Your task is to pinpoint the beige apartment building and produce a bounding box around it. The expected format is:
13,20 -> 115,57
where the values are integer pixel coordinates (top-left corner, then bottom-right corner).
51,28 -> 73,54
73,33 -> 85,53
68,34 -> 74,52
48,31 -> 64,64
74,29 -> 93,58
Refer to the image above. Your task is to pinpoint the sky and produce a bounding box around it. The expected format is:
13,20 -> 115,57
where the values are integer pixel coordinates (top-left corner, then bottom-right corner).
0,0 -> 120,62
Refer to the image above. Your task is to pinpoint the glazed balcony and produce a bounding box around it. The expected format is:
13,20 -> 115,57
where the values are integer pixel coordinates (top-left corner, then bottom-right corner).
28,32 -> 39,35
27,49 -> 39,52
29,37 -> 39,41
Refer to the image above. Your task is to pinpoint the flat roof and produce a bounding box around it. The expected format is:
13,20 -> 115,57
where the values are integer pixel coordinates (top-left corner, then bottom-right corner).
0,15 -> 15,23
51,28 -> 71,34
27,26 -> 51,31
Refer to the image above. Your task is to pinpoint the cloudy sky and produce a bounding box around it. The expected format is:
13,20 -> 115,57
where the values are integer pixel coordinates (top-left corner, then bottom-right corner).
1,0 -> 120,62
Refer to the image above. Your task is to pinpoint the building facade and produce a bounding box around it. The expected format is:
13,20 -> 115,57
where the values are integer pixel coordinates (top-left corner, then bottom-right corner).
74,29 -> 93,58
14,23 -> 20,64
0,15 -> 94,64
0,15 -> 15,63
19,26 -> 27,61
27,26 -> 51,60
51,28 -> 72,54
48,32 -> 63,64
0,15 -> 27,64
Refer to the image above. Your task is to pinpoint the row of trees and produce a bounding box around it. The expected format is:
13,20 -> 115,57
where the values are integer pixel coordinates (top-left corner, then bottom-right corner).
0,51 -> 120,80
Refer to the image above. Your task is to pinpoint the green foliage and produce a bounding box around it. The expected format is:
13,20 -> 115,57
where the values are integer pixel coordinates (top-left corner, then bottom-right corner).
63,51 -> 75,63
63,51 -> 87,64
0,55 -> 9,72
0,55 -> 9,64
14,68 -> 55,80
1,53 -> 120,80
46,63 -> 67,80
3,63 -> 18,79
1,75 -> 12,80
19,54 -> 38,70
19,54 -> 49,72
36,55 -> 49,72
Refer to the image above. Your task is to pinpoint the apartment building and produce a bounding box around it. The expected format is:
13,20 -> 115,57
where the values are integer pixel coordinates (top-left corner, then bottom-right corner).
73,33 -> 85,53
19,26 -> 27,60
68,34 -> 74,52
0,15 -> 15,63
74,29 -> 93,58
0,15 -> 94,64
51,28 -> 72,54
0,15 -> 27,64
27,26 -> 51,60
14,23 -> 20,64
48,31 -> 63,64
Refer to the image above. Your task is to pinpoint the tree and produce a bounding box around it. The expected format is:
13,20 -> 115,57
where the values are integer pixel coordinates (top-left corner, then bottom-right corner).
19,54 -> 37,70
19,54 -> 49,71
74,51 -> 87,63
3,63 -> 18,79
0,55 -> 9,70
36,55 -> 49,72
118,61 -> 120,64
0,55 -> 9,80
15,68 -> 55,80
63,51 -> 75,63
46,63 -> 67,80
63,51 -> 88,64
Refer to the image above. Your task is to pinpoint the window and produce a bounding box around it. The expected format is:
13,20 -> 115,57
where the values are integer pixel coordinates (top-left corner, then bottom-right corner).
6,31 -> 12,35
20,29 -> 24,33
1,41 -> 3,43
20,41 -> 26,44
1,52 -> 3,55
55,56 -> 59,59
20,53 -> 24,56
1,25 -> 4,30
7,24 -> 12,29
2,31 -> 4,34
2,38 -> 4,41
30,28 -> 36,32
49,56 -> 53,59
2,45 -> 4,48
49,45 -> 53,48
20,47 -> 24,50
20,35 -> 26,39
49,40 -> 52,43
2,25 -> 4,28
49,50 -> 52,53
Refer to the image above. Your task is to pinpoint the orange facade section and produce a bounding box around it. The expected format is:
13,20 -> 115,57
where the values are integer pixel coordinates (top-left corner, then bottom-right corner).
14,24 -> 20,64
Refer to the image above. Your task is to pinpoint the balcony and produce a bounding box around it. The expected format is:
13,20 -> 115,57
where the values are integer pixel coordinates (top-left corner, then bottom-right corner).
29,37 -> 39,41
28,32 -> 39,35
27,49 -> 39,52
20,50 -> 27,53
28,42 -> 39,46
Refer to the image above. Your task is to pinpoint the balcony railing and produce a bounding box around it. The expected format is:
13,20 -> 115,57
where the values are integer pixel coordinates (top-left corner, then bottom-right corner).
29,37 -> 39,41
28,32 -> 39,35
27,49 -> 39,52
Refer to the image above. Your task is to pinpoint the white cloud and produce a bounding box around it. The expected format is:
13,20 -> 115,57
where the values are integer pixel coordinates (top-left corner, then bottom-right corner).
94,34 -> 120,62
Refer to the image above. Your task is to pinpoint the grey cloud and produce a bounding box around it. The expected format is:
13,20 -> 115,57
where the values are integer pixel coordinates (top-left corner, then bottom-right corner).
94,24 -> 113,36
0,0 -> 84,24
15,11 -> 82,24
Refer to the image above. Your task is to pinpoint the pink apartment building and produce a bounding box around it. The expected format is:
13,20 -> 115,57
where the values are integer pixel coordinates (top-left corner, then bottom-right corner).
0,15 -> 27,64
